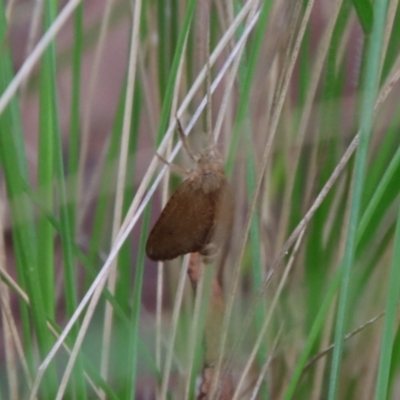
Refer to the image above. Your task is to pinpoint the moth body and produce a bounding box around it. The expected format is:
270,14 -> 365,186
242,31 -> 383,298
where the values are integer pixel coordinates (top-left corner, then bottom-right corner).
146,152 -> 233,262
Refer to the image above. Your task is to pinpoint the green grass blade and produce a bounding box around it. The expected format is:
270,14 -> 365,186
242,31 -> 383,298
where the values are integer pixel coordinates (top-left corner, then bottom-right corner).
352,0 -> 373,34
327,0 -> 390,398
68,3 -> 83,234
125,208 -> 150,398
374,175 -> 400,399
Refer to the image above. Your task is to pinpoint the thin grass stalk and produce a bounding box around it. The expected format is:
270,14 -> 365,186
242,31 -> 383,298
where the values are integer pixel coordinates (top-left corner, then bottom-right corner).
183,263 -> 206,399
160,256 -> 190,400
115,86 -> 142,316
214,0 -> 260,141
156,111 -> 181,390
157,0 -> 169,100
126,208 -> 150,398
245,129 -> 268,395
0,196 -> 19,398
249,327 -> 282,400
225,0 -> 272,175
87,88 -> 125,267
67,2 -> 83,235
327,0 -> 390,397
0,280 -> 19,399
379,0 -> 399,78
100,0 -> 143,388
77,0 -> 114,226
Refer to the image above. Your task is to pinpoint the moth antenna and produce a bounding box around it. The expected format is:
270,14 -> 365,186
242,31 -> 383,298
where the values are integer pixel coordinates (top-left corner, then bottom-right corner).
176,117 -> 198,161
156,153 -> 188,177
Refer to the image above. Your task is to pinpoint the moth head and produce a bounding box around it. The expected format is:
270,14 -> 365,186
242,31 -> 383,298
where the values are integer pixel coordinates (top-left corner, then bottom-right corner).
197,145 -> 224,175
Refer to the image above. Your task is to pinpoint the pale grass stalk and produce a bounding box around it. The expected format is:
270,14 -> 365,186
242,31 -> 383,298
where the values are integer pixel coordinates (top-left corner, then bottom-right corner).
0,287 -> 33,389
336,14 -> 355,72
376,55 -> 400,112
0,186 -> 32,392
0,267 -> 29,303
156,140 -> 175,383
232,229 -> 306,400
210,1 -> 316,397
249,326 -> 282,400
29,4 -> 263,385
306,310 -> 388,369
0,193 -> 20,399
78,0 -> 114,227
0,0 -> 81,115
0,287 -> 22,399
275,0 -> 343,252
214,0 -> 260,140
100,0 -> 142,393
138,46 -> 159,140
156,261 -> 164,376
183,263 -> 206,400
160,256 -> 190,400
184,7 -> 261,146
380,0 -> 399,78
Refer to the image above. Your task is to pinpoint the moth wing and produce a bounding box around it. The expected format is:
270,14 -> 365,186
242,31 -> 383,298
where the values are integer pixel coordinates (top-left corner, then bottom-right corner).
146,180 -> 218,261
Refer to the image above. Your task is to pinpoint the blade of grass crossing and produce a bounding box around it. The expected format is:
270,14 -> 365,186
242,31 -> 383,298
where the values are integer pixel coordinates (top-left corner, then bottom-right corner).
327,0 -> 390,398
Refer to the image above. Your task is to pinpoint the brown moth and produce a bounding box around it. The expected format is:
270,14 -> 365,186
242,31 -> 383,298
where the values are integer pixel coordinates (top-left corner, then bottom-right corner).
146,120 -> 233,262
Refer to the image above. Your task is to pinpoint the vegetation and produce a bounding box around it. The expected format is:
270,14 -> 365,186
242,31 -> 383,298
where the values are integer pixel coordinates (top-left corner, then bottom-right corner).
0,0 -> 400,398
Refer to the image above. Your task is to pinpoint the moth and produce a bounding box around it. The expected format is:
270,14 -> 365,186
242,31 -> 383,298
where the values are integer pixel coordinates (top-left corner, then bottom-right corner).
146,120 -> 233,262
